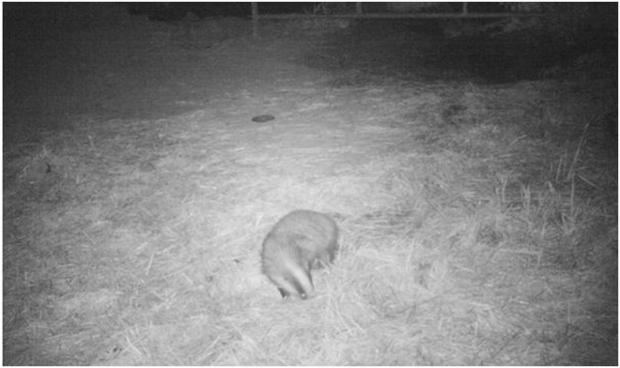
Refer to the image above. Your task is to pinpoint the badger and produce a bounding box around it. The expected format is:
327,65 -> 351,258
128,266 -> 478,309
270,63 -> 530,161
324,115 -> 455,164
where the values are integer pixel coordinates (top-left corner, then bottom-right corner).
261,210 -> 339,299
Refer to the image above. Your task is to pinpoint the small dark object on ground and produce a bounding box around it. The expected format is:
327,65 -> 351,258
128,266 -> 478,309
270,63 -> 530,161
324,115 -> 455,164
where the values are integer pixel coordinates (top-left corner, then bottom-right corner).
252,114 -> 276,123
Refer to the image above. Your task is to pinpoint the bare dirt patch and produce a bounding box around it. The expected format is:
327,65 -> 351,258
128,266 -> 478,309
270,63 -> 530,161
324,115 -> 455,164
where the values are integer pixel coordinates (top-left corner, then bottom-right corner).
4,7 -> 617,365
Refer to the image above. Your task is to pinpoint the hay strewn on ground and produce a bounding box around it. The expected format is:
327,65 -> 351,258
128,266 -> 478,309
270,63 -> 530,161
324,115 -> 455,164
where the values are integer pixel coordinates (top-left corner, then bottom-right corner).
4,12 -> 617,365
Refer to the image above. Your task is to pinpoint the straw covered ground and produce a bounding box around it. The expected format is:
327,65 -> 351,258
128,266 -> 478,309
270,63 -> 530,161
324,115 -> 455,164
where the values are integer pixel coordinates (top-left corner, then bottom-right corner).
3,9 -> 617,365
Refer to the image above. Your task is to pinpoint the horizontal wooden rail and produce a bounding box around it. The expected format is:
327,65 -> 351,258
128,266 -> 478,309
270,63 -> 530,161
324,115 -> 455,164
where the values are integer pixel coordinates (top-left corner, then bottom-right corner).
254,12 -> 544,20
250,2 -> 545,37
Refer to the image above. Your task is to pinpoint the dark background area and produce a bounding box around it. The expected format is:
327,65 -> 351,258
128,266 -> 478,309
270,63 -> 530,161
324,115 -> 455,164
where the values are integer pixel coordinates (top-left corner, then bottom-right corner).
3,2 -> 617,142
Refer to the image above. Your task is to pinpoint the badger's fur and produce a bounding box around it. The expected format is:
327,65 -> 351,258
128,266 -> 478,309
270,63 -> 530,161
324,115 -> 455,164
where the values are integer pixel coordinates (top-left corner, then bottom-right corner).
261,210 -> 339,299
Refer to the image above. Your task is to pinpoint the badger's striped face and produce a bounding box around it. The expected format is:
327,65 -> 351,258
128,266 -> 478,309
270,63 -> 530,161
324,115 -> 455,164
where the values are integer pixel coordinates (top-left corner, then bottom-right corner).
262,240 -> 314,299
276,255 -> 314,299
268,270 -> 313,299
278,262 -> 313,299
278,287 -> 306,299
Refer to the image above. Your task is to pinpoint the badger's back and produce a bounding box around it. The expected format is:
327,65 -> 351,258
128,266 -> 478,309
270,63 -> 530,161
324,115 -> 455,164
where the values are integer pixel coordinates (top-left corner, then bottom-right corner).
261,210 -> 339,299
269,210 -> 339,265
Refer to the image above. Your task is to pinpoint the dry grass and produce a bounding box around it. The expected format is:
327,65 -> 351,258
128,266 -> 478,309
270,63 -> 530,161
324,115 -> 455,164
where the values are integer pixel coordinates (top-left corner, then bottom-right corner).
4,23 -> 617,366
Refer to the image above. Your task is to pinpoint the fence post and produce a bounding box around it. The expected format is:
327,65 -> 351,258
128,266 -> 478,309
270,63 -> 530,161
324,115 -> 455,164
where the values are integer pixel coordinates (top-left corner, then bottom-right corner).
252,2 -> 258,38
